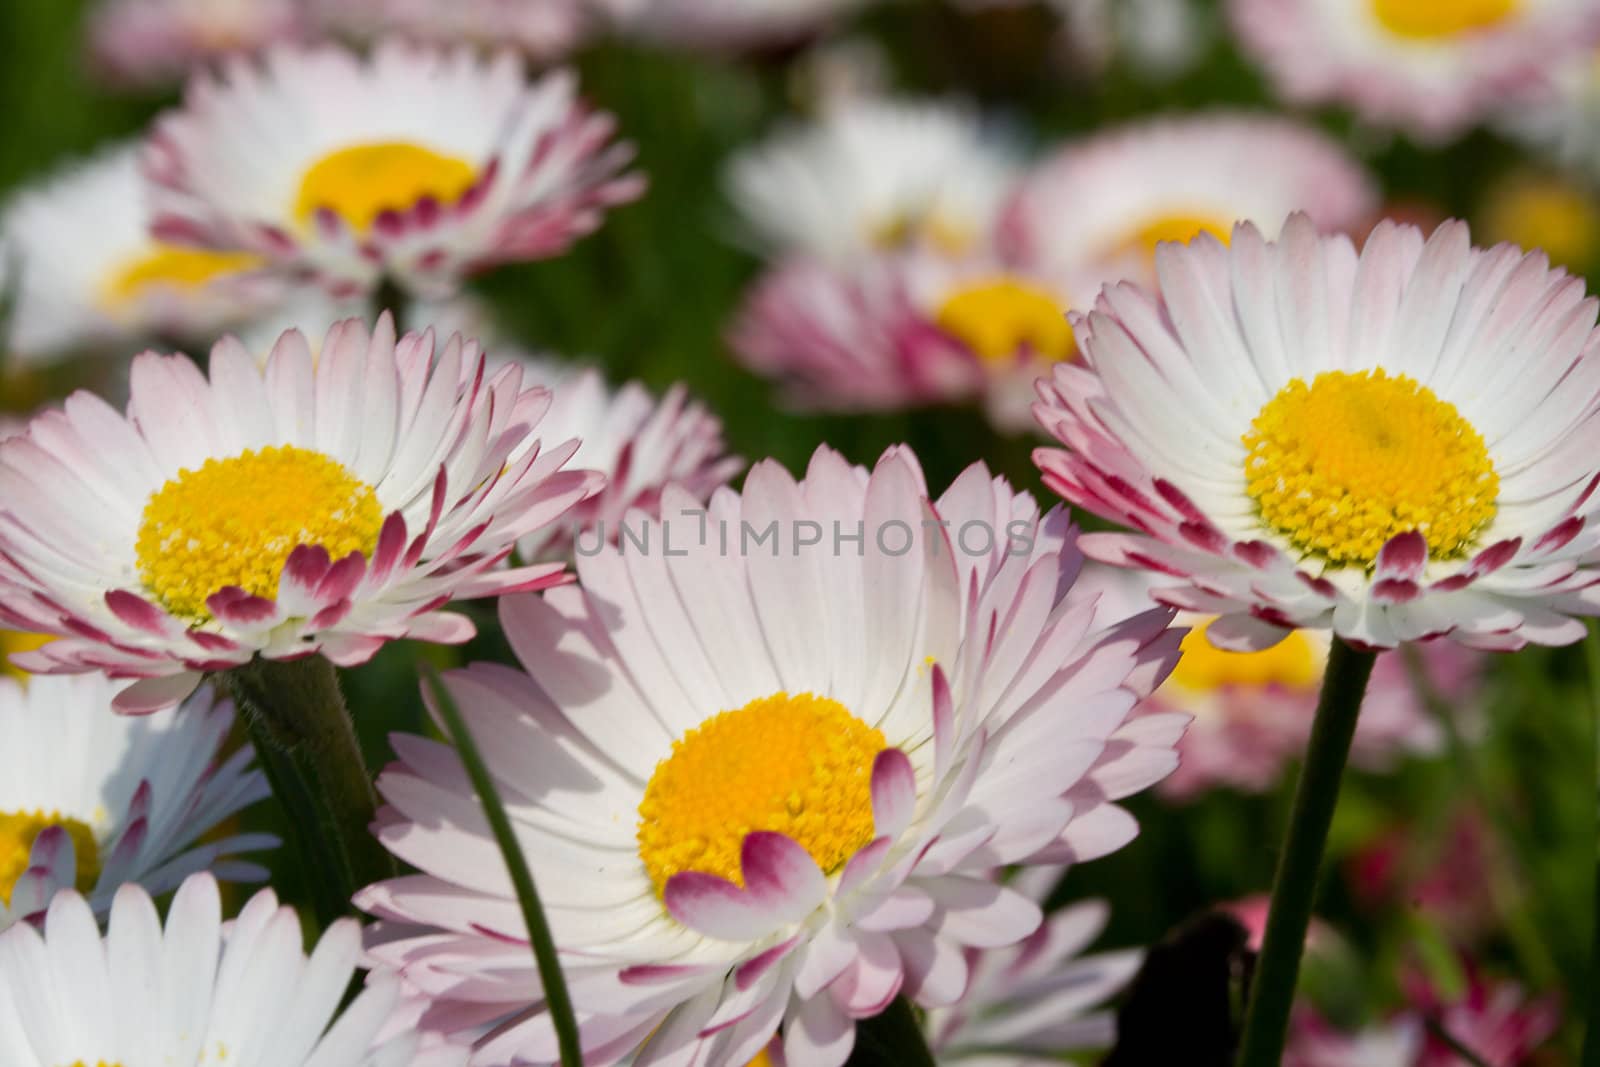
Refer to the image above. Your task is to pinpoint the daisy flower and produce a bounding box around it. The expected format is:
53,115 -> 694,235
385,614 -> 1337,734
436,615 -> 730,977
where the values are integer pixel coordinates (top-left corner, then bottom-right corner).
313,0 -> 592,61
511,359 -> 743,559
1288,968 -> 1560,1066
0,872 -> 466,1067
1142,620 -> 1474,798
999,113 -> 1378,293
599,0 -> 874,50
1034,214 -> 1600,652
1074,568 -> 1481,798
86,0 -> 306,88
358,445 -> 1184,1065
144,41 -> 644,299
731,250 -> 1085,433
1228,0 -> 1600,143
1,144 -> 279,361
0,314 -> 601,713
1499,48 -> 1600,175
725,96 -> 1019,265
0,673 -> 271,930
922,870 -> 1142,1065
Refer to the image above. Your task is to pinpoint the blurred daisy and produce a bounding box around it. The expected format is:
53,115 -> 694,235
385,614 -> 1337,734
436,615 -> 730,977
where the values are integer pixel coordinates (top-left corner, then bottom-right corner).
924,871 -> 1142,1065
1499,47 -> 1600,174
725,96 -> 1019,264
1141,619 -> 1476,798
1000,112 -> 1378,292
513,359 -> 743,559
0,872 -> 465,1067
0,673 -> 270,929
731,250 -> 1083,433
0,315 -> 600,713
145,41 -> 644,299
1035,214 -> 1600,652
1,145 -> 279,362
599,0 -> 874,50
1476,168 -> 1600,274
314,0 -> 592,61
359,446 -> 1183,1065
1228,0 -> 1600,143
1052,0 -> 1214,79
1288,968 -> 1559,1066
86,0 -> 306,88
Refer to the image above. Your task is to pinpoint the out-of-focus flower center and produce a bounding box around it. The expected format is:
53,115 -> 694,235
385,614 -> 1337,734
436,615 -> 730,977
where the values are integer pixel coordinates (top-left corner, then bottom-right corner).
636,692 -> 887,898
135,445 -> 383,620
1120,213 -> 1232,260
62,1061 -> 124,1067
0,631 -> 53,680
0,810 -> 99,906
745,1051 -> 776,1067
1371,0 -> 1518,39
1480,172 -> 1600,273
869,210 -> 973,256
100,244 -> 263,309
935,277 -> 1075,366
294,141 -> 477,234
1168,618 -> 1322,693
1243,370 -> 1498,567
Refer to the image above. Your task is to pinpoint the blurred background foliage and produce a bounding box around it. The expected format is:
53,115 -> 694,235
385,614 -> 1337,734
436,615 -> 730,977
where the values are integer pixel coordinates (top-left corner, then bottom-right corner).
1,0 -> 1596,1056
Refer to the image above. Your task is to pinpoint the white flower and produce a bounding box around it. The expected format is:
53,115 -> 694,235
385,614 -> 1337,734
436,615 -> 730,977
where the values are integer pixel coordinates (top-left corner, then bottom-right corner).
726,96 -> 1019,265
1,144 -> 280,361
0,673 -> 271,929
145,41 -> 644,298
1035,214 -> 1600,651
358,445 -> 1183,1065
0,315 -> 600,712
0,872 -> 467,1066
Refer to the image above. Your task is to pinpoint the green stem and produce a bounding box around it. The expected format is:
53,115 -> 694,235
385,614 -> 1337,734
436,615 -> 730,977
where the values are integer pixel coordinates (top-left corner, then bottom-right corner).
227,655 -> 395,915
1236,639 -> 1377,1067
423,665 -> 583,1067
239,715 -> 349,930
1582,626 -> 1600,1067
848,996 -> 936,1067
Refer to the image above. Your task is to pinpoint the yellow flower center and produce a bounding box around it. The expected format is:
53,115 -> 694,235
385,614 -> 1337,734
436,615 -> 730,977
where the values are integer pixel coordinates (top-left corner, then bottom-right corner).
1371,0 -> 1519,39
1243,370 -> 1498,567
935,277 -> 1075,366
61,1062 -> 123,1067
1168,618 -> 1322,693
1120,212 -> 1228,260
1480,172 -> 1600,273
636,693 -> 887,897
0,631 -> 53,680
100,244 -> 264,309
746,1052 -> 776,1067
870,211 -> 973,256
135,445 -> 383,620
0,810 -> 99,907
293,141 -> 478,234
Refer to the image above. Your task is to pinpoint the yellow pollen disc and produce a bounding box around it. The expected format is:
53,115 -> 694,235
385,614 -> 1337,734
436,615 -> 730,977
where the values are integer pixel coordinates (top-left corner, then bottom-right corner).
1372,0 -> 1519,39
636,692 -> 888,898
745,1052 -> 776,1067
62,1062 -> 124,1067
870,211 -> 973,256
135,444 -> 383,620
1243,370 -> 1498,567
1122,213 -> 1233,259
0,810 -> 99,906
1480,171 -> 1600,273
1168,618 -> 1322,693
100,244 -> 263,309
935,277 -> 1075,366
293,141 -> 477,234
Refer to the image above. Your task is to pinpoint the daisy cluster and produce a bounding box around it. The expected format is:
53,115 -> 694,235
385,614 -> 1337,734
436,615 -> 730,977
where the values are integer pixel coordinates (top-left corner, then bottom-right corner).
0,0 -> 1596,1065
